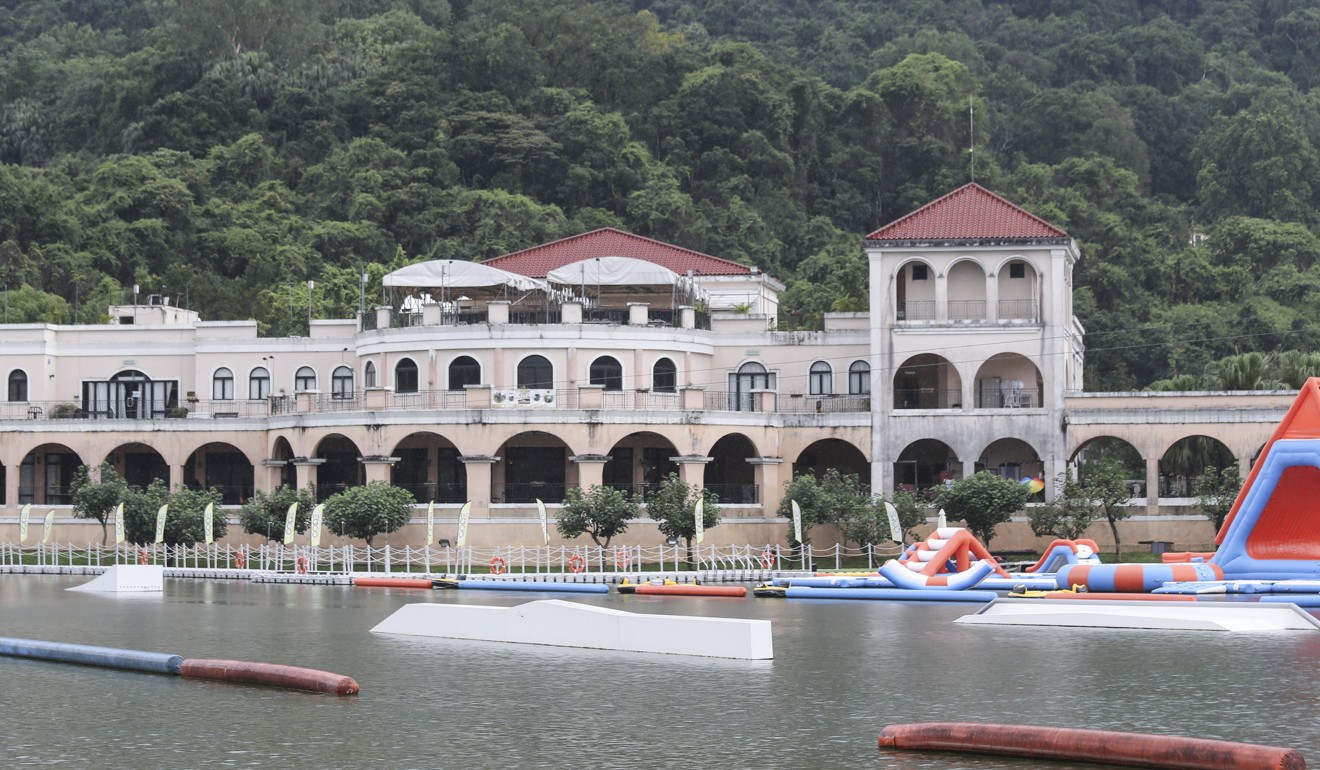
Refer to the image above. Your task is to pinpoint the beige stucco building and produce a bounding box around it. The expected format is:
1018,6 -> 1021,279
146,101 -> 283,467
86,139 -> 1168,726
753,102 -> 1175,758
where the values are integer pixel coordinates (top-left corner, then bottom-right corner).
0,188 -> 1284,551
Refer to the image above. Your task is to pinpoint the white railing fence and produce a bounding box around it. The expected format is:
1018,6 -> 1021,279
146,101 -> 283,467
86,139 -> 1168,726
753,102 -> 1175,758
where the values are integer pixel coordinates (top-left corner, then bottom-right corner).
0,541 -> 908,575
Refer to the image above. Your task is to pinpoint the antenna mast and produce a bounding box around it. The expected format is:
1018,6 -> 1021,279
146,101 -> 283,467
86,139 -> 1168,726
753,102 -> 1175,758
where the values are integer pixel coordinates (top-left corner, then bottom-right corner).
969,96 -> 975,182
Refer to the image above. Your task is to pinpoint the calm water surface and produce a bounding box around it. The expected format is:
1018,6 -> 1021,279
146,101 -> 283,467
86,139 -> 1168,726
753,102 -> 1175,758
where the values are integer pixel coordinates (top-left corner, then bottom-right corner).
2,575 -> 1317,769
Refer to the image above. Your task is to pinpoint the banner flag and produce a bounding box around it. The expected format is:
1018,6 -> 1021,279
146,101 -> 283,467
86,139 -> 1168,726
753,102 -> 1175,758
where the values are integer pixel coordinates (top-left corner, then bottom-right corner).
203,503 -> 214,545
790,500 -> 803,545
309,504 -> 324,547
537,499 -> 549,545
426,501 -> 435,544
283,503 -> 298,545
41,510 -> 54,544
114,503 -> 125,544
19,504 -> 30,544
154,505 -> 168,544
456,501 -> 472,547
884,502 -> 903,544
694,499 -> 705,544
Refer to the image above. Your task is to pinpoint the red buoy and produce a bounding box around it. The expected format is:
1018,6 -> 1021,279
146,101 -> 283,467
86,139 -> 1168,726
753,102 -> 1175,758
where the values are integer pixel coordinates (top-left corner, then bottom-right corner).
878,723 -> 1305,770
353,577 -> 435,589
180,658 -> 359,696
630,584 -> 747,597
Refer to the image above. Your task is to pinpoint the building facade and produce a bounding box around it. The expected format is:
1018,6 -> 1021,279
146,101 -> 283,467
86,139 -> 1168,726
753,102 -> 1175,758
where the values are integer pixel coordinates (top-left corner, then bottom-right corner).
0,189 -> 1285,550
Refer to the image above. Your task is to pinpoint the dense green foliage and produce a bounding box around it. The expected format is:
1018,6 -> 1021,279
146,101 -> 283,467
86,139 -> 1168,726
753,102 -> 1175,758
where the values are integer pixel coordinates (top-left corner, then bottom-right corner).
776,470 -> 925,547
646,472 -> 719,549
70,462 -> 129,544
238,484 -> 317,542
4,1 -> 1320,386
122,478 -> 226,545
1193,464 -> 1244,532
556,484 -> 639,546
322,481 -> 414,544
934,471 -> 1028,547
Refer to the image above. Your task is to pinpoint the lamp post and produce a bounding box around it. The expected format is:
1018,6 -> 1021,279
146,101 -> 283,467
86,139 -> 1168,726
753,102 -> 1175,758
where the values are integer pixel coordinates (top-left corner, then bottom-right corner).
307,279 -> 314,333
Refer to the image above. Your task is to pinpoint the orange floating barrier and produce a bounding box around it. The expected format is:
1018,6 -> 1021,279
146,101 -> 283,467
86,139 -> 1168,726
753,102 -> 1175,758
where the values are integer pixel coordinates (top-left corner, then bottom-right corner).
623,584 -> 747,597
353,577 -> 435,589
877,723 -> 1306,770
180,658 -> 359,696
1162,551 -> 1216,563
1042,591 -> 1195,601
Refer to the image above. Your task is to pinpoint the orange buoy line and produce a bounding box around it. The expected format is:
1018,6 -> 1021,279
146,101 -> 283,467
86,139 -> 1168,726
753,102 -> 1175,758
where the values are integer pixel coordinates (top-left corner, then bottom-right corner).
353,577 -> 435,589
179,658 -> 359,696
626,583 -> 747,597
877,723 -> 1306,770
1042,591 -> 1196,601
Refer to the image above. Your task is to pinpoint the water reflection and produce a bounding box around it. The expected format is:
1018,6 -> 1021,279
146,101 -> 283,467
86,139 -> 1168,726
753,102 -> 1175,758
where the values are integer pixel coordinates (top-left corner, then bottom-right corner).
0,575 -> 1316,769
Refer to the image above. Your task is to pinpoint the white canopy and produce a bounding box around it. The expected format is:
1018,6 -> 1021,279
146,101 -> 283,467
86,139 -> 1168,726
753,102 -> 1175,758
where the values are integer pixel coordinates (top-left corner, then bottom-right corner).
546,256 -> 681,288
383,260 -> 545,292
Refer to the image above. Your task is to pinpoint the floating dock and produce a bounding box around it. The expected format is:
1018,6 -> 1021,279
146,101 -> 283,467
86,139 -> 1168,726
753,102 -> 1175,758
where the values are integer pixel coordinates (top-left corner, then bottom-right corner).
955,598 -> 1320,632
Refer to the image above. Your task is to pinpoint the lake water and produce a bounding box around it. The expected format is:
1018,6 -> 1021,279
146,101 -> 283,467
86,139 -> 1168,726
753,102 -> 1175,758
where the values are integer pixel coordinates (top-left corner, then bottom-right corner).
2,574 -> 1317,769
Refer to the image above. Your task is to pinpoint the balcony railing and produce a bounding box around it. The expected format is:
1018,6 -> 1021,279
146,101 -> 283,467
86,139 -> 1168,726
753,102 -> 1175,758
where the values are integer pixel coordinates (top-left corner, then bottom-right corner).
896,299 -> 1041,323
998,299 -> 1039,321
389,390 -> 467,410
897,300 -> 935,321
780,394 -> 871,413
393,482 -> 467,504
496,483 -> 568,504
948,299 -> 986,321
976,388 -> 1038,408
894,389 -> 962,409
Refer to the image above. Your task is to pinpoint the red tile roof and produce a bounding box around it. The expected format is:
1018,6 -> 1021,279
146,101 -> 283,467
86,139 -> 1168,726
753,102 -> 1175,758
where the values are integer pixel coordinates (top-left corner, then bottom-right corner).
482,228 -> 753,277
865,183 -> 1069,241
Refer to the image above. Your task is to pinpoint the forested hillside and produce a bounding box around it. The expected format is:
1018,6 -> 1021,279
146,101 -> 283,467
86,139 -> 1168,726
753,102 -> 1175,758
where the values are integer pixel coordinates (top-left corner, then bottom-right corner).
2,0 -> 1319,390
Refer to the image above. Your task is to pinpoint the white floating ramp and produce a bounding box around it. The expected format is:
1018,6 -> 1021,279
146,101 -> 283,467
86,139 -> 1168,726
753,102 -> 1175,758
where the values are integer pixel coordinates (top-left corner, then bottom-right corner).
371,599 -> 773,659
955,598 -> 1320,632
66,565 -> 164,593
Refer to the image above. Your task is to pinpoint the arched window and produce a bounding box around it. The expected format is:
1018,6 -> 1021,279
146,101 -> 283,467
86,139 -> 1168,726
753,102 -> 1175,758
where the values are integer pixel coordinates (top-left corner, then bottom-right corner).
295,366 -> 317,391
213,368 -> 234,400
395,358 -> 419,393
517,355 -> 553,389
332,366 -> 354,399
728,361 -> 774,411
652,358 -> 677,393
364,361 -> 377,388
589,355 -> 623,391
8,370 -> 28,401
249,367 -> 270,400
809,361 -> 832,395
448,356 -> 481,390
849,360 -> 871,395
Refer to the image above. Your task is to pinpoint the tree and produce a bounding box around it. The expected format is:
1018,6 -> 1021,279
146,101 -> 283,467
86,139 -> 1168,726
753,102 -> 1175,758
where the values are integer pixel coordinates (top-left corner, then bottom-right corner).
70,462 -> 128,545
1028,468 -> 1097,542
121,479 -> 226,546
322,481 -> 414,545
1192,463 -> 1243,534
933,472 -> 1029,549
775,468 -> 868,545
556,485 -> 639,547
646,473 -> 719,561
239,485 -> 316,542
1085,459 -> 1136,559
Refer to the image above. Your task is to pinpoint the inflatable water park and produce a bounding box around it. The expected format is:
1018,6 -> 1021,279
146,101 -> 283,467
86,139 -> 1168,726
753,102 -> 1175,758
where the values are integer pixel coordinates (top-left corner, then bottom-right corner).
757,377 -> 1320,623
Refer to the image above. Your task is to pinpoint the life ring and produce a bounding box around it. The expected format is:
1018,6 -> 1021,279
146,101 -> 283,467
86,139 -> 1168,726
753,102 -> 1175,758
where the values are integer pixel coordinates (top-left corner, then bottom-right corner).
614,550 -> 630,570
759,550 -> 775,570
568,554 -> 586,574
489,556 -> 506,575
296,555 -> 309,574
138,548 -> 149,565
234,550 -> 247,569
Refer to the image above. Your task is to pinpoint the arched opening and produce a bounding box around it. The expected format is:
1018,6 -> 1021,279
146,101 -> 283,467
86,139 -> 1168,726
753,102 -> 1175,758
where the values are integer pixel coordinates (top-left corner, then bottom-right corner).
496,431 -> 569,503
517,355 -> 553,389
998,258 -> 1040,321
295,366 -> 317,392
605,432 -> 679,496
895,260 -> 936,321
364,361 -> 377,388
893,354 -> 961,409
947,260 -> 987,321
394,359 -> 419,393
213,368 -> 234,401
8,370 -> 28,401
249,367 -> 270,400
589,355 -> 623,391
894,439 -> 959,495
1071,437 -> 1146,497
974,353 -> 1043,408
185,442 -> 255,505
793,439 -> 869,486
270,436 -> 297,490
728,361 -> 775,412
848,360 -> 870,395
1160,436 -> 1235,498
20,444 -> 85,505
448,356 -> 481,391
391,432 -> 466,503
976,437 -> 1044,501
84,369 -> 178,419
331,366 -> 354,400
705,434 -> 759,504
809,361 -> 832,395
652,358 -> 677,393
106,442 -> 169,492
314,434 -> 363,502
